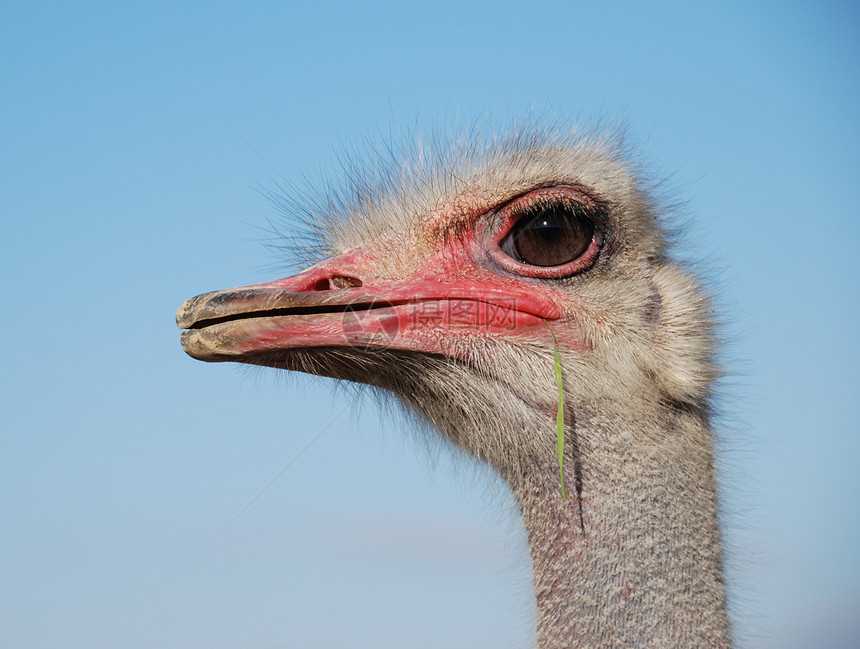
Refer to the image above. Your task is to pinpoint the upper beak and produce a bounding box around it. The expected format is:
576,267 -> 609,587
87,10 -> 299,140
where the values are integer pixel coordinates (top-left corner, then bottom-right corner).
177,251 -> 565,364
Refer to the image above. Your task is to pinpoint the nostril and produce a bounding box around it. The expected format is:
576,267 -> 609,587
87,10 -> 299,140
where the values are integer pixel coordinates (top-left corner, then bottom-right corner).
329,275 -> 363,289
306,275 -> 363,291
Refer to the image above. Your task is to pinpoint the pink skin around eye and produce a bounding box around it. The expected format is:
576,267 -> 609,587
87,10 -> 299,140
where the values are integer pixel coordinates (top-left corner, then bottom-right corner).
485,186 -> 603,279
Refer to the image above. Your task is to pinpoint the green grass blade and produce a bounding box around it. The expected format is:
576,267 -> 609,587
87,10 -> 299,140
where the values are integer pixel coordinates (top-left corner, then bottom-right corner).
546,322 -> 568,500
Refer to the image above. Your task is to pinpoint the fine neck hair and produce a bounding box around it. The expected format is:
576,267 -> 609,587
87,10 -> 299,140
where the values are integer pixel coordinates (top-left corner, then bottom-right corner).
388,345 -> 731,649
503,399 -> 731,648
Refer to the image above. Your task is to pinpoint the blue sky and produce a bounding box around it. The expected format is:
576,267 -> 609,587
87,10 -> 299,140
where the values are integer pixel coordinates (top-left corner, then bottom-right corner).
2,2 -> 858,647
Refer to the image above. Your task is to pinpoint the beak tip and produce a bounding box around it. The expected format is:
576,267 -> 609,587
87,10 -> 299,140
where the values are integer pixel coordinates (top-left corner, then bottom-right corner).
176,293 -> 207,330
180,329 -> 226,362
179,329 -> 199,357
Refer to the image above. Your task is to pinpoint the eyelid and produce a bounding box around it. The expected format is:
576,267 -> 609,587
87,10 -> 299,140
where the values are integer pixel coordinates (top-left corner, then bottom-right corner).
489,186 -> 597,240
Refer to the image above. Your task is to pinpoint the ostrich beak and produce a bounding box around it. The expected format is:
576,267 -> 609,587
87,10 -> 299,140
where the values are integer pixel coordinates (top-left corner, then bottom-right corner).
177,250 -> 568,364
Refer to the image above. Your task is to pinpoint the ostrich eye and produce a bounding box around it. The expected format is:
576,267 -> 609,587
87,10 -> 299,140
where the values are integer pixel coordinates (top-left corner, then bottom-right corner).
502,201 -> 595,267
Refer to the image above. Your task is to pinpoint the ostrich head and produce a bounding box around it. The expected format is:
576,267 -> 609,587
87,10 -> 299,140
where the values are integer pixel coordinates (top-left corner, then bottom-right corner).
177,126 -> 731,648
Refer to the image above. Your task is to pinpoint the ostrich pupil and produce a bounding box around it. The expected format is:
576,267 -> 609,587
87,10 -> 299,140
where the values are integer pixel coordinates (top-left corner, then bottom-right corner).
536,218 -> 561,240
513,205 -> 593,267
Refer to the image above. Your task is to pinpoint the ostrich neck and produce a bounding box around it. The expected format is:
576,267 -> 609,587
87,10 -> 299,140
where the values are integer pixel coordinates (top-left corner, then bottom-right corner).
506,404 -> 732,649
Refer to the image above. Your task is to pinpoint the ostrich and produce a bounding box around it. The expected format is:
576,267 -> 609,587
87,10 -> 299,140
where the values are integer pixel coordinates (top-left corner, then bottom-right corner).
177,125 -> 732,648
